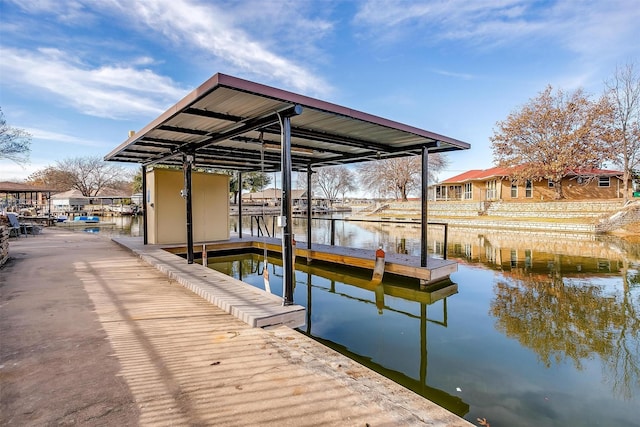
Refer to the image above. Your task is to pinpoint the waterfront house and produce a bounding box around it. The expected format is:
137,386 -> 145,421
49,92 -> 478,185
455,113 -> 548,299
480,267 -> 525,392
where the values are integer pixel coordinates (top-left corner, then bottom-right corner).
433,166 -> 629,201
51,189 -> 132,214
241,188 -> 332,208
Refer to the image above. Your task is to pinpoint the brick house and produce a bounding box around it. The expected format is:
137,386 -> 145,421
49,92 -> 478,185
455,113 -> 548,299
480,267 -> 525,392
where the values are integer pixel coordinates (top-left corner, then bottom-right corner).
432,167 -> 628,201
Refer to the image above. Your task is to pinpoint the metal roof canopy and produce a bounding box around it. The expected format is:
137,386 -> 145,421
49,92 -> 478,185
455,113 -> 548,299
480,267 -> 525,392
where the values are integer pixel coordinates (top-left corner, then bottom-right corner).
104,73 -> 470,171
104,73 -> 471,306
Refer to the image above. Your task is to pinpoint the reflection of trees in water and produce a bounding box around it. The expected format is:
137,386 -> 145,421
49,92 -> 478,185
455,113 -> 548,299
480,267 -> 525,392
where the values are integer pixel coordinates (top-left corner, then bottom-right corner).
326,221 -> 640,271
491,271 -> 640,399
209,254 -> 264,279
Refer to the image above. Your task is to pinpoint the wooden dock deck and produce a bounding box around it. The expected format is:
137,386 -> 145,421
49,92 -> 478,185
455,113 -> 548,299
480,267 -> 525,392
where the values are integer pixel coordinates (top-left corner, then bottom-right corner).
112,236 -> 306,329
165,236 -> 458,285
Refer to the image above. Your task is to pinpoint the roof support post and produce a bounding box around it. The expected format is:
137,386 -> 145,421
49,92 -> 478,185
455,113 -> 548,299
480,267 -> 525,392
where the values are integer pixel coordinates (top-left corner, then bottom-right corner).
421,146 -> 429,268
306,165 -> 313,261
183,152 -> 195,264
142,165 -> 148,245
238,171 -> 243,239
280,105 -> 303,306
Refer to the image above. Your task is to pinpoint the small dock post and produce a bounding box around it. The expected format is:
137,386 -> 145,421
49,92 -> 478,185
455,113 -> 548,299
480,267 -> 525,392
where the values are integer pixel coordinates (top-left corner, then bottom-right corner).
372,246 -> 385,283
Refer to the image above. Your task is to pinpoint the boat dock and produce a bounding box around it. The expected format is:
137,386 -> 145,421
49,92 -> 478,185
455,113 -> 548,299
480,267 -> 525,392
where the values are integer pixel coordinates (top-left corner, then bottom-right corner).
54,221 -> 117,228
164,236 -> 458,286
1,228 -> 472,426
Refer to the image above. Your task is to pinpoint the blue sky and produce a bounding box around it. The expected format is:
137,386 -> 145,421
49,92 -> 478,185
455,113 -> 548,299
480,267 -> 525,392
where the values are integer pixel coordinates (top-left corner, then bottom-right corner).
1,0 -> 639,186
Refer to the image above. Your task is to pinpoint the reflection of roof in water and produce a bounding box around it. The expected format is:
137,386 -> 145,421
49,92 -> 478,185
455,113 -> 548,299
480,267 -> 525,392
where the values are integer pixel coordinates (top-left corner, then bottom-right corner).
297,259 -> 458,306
309,334 -> 470,418
207,251 -> 465,408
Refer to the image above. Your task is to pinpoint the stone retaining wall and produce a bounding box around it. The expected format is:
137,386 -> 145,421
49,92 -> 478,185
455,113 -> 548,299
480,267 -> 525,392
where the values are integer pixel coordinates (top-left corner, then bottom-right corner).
485,200 -> 624,218
433,217 -> 596,233
362,200 -> 637,234
595,204 -> 640,233
375,200 -> 625,220
0,226 -> 9,267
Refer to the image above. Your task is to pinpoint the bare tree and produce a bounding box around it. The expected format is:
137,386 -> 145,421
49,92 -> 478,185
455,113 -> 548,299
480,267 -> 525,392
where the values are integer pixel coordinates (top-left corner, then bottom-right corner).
357,154 -> 448,201
605,62 -> 640,202
28,156 -> 132,196
0,107 -> 31,165
313,165 -> 355,206
337,167 -> 356,203
491,85 -> 613,199
27,166 -> 76,190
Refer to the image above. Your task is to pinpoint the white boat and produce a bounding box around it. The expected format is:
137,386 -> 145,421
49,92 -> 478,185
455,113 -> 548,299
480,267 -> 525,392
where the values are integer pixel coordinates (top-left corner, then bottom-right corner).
108,205 -> 134,214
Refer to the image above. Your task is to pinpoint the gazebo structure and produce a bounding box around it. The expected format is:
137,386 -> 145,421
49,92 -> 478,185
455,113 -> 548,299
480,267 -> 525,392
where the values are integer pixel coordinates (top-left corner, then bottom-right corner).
105,73 -> 470,305
0,181 -> 58,217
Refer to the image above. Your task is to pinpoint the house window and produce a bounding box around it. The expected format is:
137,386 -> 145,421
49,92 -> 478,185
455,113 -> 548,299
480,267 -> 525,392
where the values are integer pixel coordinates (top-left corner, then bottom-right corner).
598,176 -> 610,187
464,183 -> 472,200
525,180 -> 533,198
486,180 -> 497,200
548,179 -> 555,188
451,185 -> 462,200
511,181 -> 518,198
435,185 -> 448,200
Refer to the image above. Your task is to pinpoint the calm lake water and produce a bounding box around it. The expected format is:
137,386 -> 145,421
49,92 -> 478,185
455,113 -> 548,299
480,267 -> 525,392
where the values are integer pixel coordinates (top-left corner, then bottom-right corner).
220,215 -> 640,427
87,214 -> 640,426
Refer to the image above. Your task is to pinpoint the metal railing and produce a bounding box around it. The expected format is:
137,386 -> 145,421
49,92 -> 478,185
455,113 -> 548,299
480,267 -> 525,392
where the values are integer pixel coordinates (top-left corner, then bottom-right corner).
246,215 -> 449,260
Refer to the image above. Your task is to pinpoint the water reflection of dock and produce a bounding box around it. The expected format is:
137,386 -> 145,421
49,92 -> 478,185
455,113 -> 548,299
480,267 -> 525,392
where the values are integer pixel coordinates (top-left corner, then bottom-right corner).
206,251 -> 468,417
297,261 -> 458,306
311,335 -> 470,417
228,252 -> 459,306
306,278 -> 469,418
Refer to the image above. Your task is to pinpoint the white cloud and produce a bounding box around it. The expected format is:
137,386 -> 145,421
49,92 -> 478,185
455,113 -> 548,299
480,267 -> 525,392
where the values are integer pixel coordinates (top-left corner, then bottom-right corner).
103,0 -> 333,96
431,68 -> 477,81
25,128 -> 108,147
0,47 -> 188,120
550,1 -> 640,59
0,160 -> 48,182
6,0 -> 96,25
353,0 -> 640,60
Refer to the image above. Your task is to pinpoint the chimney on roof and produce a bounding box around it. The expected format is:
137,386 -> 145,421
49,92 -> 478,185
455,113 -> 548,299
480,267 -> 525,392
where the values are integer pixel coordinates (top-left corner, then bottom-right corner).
128,130 -> 135,138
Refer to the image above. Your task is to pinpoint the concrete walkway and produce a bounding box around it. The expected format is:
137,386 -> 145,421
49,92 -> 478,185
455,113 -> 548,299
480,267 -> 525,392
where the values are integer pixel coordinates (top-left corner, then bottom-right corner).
0,228 -> 472,426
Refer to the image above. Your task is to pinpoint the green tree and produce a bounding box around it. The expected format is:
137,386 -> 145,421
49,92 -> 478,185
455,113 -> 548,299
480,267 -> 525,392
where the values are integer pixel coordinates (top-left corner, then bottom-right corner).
244,171 -> 271,193
223,170 -> 271,203
491,85 -> 613,199
0,107 -> 31,165
131,169 -> 143,193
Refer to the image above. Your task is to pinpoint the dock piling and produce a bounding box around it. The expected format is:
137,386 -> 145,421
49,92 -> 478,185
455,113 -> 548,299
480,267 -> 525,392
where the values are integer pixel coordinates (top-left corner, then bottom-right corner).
372,246 -> 385,283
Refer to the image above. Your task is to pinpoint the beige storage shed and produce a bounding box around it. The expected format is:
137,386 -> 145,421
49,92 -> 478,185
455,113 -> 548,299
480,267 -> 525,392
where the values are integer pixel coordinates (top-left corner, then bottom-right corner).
146,168 -> 229,244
